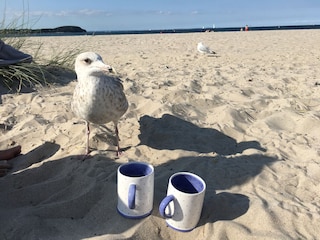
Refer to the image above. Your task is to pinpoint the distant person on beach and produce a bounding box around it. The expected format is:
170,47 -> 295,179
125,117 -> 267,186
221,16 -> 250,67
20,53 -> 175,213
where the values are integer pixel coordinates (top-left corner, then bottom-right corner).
245,25 -> 249,31
0,146 -> 21,177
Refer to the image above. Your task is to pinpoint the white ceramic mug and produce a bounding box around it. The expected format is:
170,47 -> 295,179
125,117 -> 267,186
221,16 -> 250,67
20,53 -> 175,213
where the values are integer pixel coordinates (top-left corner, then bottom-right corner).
117,162 -> 154,218
159,172 -> 206,231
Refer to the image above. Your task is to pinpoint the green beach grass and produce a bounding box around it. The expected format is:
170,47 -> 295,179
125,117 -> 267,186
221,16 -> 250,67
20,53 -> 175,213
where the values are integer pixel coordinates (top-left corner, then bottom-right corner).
0,10 -> 80,92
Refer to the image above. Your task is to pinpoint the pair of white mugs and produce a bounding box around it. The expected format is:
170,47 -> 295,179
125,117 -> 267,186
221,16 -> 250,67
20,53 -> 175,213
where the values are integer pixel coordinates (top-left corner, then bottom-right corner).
117,161 -> 206,232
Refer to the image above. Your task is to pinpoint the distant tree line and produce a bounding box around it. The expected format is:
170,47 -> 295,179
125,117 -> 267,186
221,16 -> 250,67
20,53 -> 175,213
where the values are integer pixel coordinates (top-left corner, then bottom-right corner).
0,26 -> 86,35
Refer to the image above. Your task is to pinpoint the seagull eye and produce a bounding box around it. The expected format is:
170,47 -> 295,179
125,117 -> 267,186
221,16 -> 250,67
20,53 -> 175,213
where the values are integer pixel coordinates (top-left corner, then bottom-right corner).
84,58 -> 92,64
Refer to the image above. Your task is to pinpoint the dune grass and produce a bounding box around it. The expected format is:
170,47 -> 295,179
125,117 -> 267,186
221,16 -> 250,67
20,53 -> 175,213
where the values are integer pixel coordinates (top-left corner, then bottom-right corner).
0,7 -> 81,92
0,37 -> 81,92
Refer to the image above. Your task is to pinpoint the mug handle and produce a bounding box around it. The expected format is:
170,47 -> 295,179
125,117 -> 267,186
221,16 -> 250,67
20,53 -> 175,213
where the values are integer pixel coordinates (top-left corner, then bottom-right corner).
128,184 -> 136,209
159,195 -> 174,218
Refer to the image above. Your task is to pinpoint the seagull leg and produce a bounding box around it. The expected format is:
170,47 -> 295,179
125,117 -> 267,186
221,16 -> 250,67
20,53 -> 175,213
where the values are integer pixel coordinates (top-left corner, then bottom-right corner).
79,120 -> 91,160
77,121 -> 91,160
86,121 -> 90,155
114,124 -> 122,156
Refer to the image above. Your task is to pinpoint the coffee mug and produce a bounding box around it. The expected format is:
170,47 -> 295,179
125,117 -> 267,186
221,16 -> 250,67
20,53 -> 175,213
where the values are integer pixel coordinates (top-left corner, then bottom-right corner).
117,162 -> 154,218
159,172 -> 206,231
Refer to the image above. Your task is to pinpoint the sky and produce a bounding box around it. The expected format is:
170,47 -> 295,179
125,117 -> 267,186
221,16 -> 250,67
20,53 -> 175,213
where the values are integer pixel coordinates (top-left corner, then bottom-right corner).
1,0 -> 320,31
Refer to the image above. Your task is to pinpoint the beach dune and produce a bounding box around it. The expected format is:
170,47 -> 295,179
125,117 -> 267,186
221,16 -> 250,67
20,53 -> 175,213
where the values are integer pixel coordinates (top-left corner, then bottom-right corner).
0,30 -> 320,239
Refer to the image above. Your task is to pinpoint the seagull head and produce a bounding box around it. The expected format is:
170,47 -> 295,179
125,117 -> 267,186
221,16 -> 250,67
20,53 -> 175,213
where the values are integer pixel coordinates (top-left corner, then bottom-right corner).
75,52 -> 114,77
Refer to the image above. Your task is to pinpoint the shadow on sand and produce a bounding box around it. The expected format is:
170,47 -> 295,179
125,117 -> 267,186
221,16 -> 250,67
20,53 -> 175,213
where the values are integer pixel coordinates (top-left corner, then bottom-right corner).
138,114 -> 266,155
0,114 -> 277,239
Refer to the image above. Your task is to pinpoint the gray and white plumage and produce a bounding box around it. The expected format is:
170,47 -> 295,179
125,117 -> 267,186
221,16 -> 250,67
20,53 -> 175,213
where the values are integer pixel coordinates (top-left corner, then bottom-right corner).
72,52 -> 128,156
197,42 -> 216,54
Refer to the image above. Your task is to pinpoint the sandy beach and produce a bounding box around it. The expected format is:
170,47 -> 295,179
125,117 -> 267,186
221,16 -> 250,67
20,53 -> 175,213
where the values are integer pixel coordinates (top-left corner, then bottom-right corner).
0,30 -> 319,239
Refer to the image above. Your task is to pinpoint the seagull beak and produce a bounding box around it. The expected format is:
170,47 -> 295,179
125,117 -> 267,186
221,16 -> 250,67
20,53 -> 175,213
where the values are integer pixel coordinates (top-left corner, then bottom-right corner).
102,64 -> 114,73
94,61 -> 114,73
99,63 -> 112,72
107,66 -> 117,74
103,65 -> 117,74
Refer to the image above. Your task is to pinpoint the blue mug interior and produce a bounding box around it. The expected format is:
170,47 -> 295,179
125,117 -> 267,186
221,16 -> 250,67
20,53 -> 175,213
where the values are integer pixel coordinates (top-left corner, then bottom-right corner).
120,163 -> 152,177
171,174 -> 204,194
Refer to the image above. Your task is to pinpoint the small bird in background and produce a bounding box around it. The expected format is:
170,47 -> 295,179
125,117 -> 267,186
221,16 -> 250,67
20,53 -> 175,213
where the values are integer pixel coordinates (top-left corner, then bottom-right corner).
72,52 -> 128,157
197,42 -> 216,54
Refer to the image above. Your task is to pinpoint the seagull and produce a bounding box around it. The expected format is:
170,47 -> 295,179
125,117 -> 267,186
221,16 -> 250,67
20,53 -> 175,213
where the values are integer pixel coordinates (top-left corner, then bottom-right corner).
72,52 -> 128,157
197,42 -> 216,54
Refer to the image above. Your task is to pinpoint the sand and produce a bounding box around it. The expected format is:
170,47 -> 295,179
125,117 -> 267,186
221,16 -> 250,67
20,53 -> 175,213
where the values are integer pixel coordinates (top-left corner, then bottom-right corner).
0,30 -> 319,240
